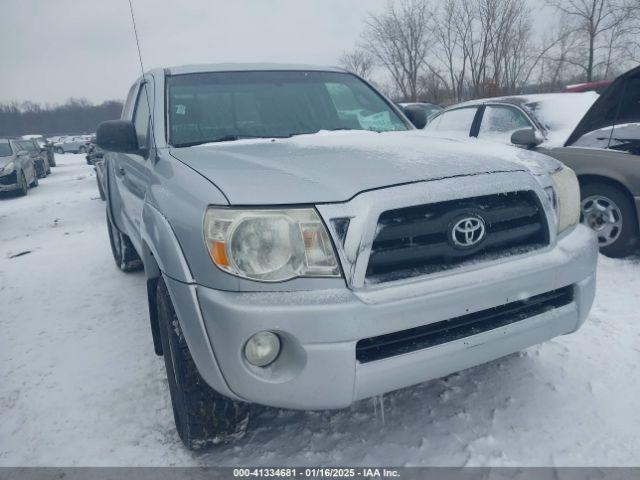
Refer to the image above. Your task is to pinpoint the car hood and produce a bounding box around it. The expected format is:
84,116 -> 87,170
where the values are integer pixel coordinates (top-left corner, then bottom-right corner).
169,130 -> 552,205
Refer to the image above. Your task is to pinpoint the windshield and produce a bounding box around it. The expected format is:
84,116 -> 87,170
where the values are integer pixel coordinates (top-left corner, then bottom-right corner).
167,71 -> 408,147
17,140 -> 36,152
0,142 -> 12,157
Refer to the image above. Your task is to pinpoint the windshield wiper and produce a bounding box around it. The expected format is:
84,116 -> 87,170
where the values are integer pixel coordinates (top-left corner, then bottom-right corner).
174,134 -> 294,147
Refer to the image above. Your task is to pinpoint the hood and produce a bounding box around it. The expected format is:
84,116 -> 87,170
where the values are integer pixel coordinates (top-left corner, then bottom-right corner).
565,65 -> 640,147
169,130 -> 553,205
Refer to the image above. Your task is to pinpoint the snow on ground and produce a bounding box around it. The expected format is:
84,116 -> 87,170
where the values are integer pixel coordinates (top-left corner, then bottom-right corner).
0,154 -> 639,467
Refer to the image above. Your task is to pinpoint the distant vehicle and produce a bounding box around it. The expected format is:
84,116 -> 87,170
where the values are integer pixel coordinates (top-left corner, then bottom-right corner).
86,142 -> 106,200
0,139 -> 38,196
563,80 -> 612,94
424,65 -> 640,256
398,102 -> 443,125
22,135 -> 56,167
15,139 -> 50,178
54,135 -> 91,154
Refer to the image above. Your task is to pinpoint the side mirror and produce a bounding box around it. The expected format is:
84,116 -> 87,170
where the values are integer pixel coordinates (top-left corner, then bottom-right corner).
510,128 -> 543,148
97,120 -> 139,153
402,105 -> 428,129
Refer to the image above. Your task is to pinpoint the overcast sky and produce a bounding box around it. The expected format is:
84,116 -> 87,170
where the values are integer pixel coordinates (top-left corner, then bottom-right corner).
0,0 -> 393,105
1,0 -> 554,106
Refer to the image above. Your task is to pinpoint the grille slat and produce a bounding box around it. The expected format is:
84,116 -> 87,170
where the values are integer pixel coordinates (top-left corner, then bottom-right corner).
366,191 -> 548,282
356,286 -> 574,363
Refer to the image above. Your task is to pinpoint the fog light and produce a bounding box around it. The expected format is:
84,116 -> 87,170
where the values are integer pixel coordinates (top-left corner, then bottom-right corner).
244,331 -> 281,367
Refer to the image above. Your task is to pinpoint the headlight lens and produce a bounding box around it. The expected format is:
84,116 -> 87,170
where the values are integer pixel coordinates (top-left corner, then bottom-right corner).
0,161 -> 15,174
203,207 -> 340,282
550,167 -> 580,233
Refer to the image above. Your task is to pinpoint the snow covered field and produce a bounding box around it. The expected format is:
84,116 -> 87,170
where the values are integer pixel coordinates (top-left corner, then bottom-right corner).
0,153 -> 639,467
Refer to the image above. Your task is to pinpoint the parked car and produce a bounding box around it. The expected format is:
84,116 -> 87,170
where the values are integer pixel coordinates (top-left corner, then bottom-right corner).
398,102 -> 443,124
0,139 -> 38,196
54,135 -> 91,154
15,139 -> 50,178
562,80 -> 613,94
424,66 -> 640,257
86,142 -> 106,200
22,135 -> 56,167
97,64 -> 597,450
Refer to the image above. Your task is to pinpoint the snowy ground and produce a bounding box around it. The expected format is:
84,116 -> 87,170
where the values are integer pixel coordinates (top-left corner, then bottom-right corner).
0,153 -> 639,467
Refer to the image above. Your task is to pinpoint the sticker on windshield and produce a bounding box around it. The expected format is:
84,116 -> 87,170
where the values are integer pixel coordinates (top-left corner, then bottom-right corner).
175,105 -> 186,115
358,111 -> 396,131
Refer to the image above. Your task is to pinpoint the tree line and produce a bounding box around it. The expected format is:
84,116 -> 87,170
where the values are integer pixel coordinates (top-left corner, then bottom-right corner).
0,98 -> 123,138
340,0 -> 640,104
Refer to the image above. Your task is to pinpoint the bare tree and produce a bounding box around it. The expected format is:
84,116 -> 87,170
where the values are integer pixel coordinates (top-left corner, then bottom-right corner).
547,0 -> 639,81
430,0 -> 469,102
362,0 -> 433,101
338,48 -> 376,81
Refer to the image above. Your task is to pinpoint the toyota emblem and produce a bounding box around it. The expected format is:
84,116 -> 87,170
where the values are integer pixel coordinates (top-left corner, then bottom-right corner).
450,215 -> 486,249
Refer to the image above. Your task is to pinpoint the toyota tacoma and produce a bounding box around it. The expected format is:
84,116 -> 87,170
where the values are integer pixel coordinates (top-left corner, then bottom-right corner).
97,64 -> 598,449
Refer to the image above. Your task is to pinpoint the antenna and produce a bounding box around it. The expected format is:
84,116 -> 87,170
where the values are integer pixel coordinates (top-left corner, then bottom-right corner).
127,0 -> 157,158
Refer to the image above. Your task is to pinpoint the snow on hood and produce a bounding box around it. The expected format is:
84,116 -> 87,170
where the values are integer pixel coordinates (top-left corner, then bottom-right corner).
169,130 -> 559,205
522,92 -> 599,148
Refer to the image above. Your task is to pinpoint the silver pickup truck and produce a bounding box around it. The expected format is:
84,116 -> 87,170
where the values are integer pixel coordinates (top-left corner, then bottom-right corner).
97,64 -> 598,450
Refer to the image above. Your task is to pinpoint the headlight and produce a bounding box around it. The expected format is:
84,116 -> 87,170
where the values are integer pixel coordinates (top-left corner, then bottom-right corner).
550,167 -> 580,233
0,161 -> 15,174
203,207 -> 340,282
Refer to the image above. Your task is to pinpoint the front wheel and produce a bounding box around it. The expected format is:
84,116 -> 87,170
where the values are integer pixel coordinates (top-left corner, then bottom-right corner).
581,183 -> 638,257
17,171 -> 28,196
55,147 -> 64,154
106,212 -> 143,271
78,146 -> 87,154
157,278 -> 249,450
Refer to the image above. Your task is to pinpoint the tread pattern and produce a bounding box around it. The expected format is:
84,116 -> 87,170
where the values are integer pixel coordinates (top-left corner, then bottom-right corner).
156,278 -> 249,450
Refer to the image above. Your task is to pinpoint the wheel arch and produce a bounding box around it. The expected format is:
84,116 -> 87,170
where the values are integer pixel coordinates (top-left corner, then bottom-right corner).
140,202 -> 195,356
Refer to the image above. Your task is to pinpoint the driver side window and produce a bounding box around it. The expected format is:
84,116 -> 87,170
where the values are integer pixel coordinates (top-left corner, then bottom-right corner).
425,107 -> 477,138
477,105 -> 533,144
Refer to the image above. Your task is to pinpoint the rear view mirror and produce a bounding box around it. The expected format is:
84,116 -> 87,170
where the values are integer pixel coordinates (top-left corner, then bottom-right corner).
511,128 -> 543,148
97,120 -> 139,153
402,105 -> 428,129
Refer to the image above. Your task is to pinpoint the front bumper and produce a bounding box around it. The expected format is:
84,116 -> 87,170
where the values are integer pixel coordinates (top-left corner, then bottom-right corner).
0,171 -> 19,191
168,224 -> 597,410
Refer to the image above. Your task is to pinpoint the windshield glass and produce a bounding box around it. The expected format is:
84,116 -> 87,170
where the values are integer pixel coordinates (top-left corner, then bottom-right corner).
17,141 -> 36,152
0,142 -> 11,157
167,70 -> 408,147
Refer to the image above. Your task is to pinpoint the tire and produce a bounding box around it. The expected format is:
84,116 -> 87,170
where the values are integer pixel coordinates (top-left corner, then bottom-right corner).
17,171 -> 28,196
581,183 -> 639,258
96,175 -> 106,201
30,172 -> 38,188
156,278 -> 249,450
37,162 -> 46,178
106,211 -> 143,271
55,147 -> 64,154
78,146 -> 87,154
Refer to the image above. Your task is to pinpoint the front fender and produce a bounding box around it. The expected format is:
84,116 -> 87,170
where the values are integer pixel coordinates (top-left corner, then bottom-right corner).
140,203 -> 194,283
